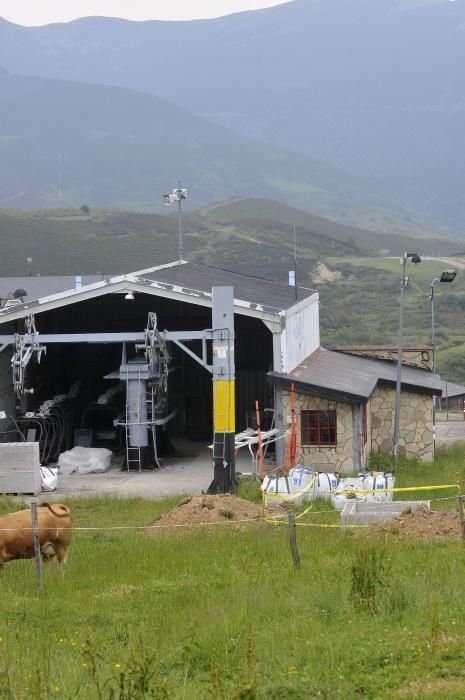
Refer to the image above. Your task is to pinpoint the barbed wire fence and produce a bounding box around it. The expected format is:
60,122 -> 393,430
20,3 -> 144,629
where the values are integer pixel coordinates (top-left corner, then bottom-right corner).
0,482 -> 462,593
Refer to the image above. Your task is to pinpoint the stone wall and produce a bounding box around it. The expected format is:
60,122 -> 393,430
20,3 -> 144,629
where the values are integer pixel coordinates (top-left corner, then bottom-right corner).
369,384 -> 433,462
282,390 -> 355,473
281,383 -> 434,473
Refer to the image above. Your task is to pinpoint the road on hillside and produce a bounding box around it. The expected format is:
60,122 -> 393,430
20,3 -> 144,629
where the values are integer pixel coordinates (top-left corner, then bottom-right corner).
422,257 -> 465,270
436,419 -> 465,447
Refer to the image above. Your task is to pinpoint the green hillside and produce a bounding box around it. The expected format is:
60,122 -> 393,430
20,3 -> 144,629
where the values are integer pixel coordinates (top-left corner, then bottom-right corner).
0,202 -> 459,280
0,204 -> 360,280
320,256 -> 465,383
1,204 -> 464,382
198,198 -> 460,253
0,68 -> 459,239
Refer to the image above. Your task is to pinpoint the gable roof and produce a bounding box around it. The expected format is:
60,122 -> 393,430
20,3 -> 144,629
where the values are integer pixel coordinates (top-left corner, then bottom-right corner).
138,262 -> 312,312
269,347 -> 442,402
0,260 -> 317,325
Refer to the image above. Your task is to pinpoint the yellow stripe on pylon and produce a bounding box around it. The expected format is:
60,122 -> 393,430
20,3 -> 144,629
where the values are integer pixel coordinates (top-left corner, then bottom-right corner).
213,380 -> 235,433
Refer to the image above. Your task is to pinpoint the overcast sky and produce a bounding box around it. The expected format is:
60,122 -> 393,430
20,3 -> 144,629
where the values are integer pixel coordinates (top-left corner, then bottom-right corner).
0,0 -> 289,26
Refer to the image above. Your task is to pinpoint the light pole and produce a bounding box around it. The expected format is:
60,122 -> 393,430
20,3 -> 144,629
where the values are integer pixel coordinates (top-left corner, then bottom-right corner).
430,269 -> 457,373
430,269 -> 456,455
393,252 -> 421,463
163,181 -> 188,261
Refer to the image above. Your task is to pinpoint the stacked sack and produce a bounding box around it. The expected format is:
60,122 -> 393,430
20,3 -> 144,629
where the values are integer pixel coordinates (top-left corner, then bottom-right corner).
261,466 -> 339,504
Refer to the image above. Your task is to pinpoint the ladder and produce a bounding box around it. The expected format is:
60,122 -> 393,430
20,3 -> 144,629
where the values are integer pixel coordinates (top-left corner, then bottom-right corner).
125,365 -> 142,472
212,384 -> 229,467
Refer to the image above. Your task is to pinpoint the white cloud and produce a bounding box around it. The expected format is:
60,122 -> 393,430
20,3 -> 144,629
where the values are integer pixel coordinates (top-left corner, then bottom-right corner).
0,0 -> 289,26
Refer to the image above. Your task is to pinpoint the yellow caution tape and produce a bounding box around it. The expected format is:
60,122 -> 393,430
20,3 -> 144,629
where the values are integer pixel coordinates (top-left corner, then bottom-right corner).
296,503 -> 315,520
264,519 -> 363,529
264,477 -> 458,505
337,483 -> 459,496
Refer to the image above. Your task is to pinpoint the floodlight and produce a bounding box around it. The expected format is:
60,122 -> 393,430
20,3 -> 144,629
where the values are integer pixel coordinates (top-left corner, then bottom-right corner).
440,269 -> 457,283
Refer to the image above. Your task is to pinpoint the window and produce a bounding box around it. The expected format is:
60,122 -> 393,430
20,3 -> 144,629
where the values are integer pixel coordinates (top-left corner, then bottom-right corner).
362,403 -> 368,445
301,410 -> 337,447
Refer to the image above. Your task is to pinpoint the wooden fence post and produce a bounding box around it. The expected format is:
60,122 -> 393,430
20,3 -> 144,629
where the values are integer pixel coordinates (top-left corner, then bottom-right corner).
458,495 -> 465,543
287,509 -> 301,569
30,500 -> 43,594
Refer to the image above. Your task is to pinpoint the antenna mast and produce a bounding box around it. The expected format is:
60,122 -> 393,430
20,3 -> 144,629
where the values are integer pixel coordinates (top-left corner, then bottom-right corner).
293,224 -> 298,300
162,181 -> 188,261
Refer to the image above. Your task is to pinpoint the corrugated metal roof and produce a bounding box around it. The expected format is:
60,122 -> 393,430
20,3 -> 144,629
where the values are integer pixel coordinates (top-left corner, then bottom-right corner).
441,380 -> 465,399
140,262 -> 315,312
0,261 -> 316,322
269,348 -> 442,400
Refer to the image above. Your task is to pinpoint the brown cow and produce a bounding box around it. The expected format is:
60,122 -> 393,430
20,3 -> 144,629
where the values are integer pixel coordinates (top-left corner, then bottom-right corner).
0,503 -> 73,568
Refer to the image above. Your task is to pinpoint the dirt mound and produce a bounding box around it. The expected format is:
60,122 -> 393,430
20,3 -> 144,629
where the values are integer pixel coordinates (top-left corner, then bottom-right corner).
147,494 -> 271,531
371,504 -> 461,540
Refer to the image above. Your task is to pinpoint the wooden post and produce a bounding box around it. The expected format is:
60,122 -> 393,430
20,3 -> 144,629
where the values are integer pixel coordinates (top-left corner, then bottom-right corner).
287,509 -> 301,569
458,495 -> 465,543
30,500 -> 43,594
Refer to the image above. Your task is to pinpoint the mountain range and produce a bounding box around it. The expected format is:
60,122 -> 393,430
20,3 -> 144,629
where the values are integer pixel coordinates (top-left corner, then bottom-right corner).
0,66 -> 452,238
0,0 -> 464,227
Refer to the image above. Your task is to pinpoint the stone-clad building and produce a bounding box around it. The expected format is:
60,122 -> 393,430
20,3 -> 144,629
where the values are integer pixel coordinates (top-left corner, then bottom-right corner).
269,347 -> 441,473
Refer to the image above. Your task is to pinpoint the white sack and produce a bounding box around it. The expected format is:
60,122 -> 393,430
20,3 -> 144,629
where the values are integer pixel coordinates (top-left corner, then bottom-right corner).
332,472 -> 395,510
40,466 -> 58,492
332,477 -> 366,511
58,446 -> 112,474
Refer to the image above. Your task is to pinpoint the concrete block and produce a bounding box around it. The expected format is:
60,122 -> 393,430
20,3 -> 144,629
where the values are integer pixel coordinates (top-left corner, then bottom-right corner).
0,442 -> 41,494
341,500 -> 431,528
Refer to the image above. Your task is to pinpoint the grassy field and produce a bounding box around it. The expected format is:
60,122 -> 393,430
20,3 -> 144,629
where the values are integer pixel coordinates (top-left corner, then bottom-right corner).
1,446 -> 465,698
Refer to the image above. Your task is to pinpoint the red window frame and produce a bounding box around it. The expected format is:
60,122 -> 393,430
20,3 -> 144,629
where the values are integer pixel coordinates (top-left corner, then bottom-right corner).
362,403 -> 368,445
301,410 -> 337,447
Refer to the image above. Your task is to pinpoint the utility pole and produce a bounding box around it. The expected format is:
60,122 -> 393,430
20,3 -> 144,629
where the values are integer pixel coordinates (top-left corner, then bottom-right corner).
393,252 -> 421,463
58,152 -> 63,203
393,259 -> 406,464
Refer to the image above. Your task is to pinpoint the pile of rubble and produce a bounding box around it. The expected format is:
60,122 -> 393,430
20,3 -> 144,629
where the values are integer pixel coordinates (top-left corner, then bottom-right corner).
147,494 -> 273,531
371,504 -> 462,540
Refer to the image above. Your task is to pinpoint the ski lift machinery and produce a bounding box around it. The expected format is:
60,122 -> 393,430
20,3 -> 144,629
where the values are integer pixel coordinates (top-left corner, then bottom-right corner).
2,288 -> 236,485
